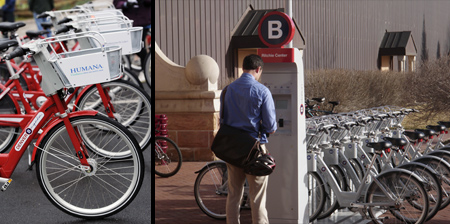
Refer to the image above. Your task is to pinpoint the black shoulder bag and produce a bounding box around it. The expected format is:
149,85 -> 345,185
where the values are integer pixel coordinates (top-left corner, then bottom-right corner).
210,86 -> 261,168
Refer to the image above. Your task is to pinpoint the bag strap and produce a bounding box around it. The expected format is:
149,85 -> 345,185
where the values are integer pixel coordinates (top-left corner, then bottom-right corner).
219,85 -> 229,123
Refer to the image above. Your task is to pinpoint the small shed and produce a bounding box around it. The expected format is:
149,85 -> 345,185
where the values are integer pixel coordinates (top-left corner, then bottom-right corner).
378,31 -> 417,72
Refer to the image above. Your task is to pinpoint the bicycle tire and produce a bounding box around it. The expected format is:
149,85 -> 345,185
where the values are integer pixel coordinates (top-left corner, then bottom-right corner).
366,170 -> 429,224
349,158 -> 365,180
123,67 -> 143,89
75,80 -> 152,151
317,165 -> 347,219
308,171 -> 326,222
413,155 -> 450,210
154,136 -> 182,177
0,91 -> 19,153
397,162 -> 442,221
143,49 -> 151,89
35,115 -> 144,219
0,63 -> 28,91
194,161 -> 228,219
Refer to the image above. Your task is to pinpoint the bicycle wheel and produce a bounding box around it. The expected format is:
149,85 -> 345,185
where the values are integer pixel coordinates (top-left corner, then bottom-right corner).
76,80 -> 152,151
397,162 -> 442,221
143,49 -> 151,89
366,170 -> 428,224
317,165 -> 347,219
413,156 -> 450,210
194,161 -> 228,220
35,115 -> 144,219
122,67 -> 143,89
0,92 -> 19,153
308,171 -> 326,222
154,136 -> 182,177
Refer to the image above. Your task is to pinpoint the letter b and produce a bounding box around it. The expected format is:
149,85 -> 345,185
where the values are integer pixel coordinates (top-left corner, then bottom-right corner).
268,21 -> 282,39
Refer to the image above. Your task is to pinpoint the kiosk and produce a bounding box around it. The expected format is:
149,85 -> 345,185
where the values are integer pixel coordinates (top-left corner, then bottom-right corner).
256,11 -> 309,224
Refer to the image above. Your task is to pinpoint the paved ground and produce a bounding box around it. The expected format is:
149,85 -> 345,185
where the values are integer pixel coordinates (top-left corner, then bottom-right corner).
156,161 -> 450,224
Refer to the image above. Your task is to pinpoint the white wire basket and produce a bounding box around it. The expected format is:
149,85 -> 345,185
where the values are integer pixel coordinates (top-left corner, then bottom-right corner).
50,46 -> 122,87
25,32 -> 122,93
84,26 -> 143,55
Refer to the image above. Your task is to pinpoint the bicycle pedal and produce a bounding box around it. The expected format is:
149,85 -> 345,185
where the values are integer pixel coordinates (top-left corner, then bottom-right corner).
0,178 -> 12,191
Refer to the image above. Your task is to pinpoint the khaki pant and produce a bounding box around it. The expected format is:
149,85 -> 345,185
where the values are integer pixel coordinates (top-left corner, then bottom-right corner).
226,144 -> 269,224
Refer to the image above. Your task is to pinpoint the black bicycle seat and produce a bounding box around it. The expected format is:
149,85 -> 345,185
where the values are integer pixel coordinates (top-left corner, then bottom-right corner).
0,22 -> 26,32
328,101 -> 340,106
403,131 -> 425,140
383,137 -> 408,147
366,141 -> 392,150
415,129 -> 437,137
312,97 -> 325,103
40,22 -> 54,30
438,121 -> 450,128
25,30 -> 49,39
426,124 -> 446,133
0,39 -> 18,52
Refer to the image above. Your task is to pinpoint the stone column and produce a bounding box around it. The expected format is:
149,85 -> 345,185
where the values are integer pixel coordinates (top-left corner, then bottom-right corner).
155,43 -> 221,161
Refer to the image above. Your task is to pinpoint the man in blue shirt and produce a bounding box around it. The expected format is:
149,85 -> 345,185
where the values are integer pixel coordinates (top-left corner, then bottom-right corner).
221,54 -> 277,224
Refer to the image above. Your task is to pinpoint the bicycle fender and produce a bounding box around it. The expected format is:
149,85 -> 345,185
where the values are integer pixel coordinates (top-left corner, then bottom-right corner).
194,160 -> 226,174
72,84 -> 96,110
30,110 -> 98,163
376,167 -> 424,183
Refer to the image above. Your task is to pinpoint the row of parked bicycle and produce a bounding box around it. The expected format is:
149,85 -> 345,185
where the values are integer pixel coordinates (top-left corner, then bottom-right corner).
307,105 -> 450,224
0,2 -> 151,219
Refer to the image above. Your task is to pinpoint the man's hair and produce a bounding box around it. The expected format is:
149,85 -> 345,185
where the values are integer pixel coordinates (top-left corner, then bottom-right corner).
243,54 -> 264,70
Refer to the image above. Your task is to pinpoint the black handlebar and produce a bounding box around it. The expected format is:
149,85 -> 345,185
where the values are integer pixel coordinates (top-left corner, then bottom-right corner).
4,47 -> 26,60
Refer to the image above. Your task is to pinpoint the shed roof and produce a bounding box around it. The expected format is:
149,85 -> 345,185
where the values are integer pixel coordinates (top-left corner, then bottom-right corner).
379,31 -> 417,56
230,7 -> 306,49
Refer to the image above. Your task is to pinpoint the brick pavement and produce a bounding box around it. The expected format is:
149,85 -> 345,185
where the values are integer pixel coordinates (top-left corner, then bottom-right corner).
156,161 -> 450,224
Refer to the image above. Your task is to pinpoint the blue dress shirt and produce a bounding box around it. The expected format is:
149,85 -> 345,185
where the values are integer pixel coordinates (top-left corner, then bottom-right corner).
221,73 -> 277,143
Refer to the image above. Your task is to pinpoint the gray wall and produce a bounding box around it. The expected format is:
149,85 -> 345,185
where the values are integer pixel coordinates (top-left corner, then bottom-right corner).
155,0 -> 450,87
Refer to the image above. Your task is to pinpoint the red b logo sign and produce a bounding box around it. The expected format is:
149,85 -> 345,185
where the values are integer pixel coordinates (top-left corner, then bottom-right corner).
258,11 -> 295,48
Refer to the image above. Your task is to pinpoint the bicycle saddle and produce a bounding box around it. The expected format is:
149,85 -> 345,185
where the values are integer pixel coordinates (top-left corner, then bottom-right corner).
40,22 -> 53,30
0,22 -> 26,32
415,129 -> 437,137
403,131 -> 425,140
383,137 -> 408,147
0,39 -> 18,51
426,124 -> 446,133
312,97 -> 325,103
366,141 -> 392,150
25,30 -> 50,40
328,101 -> 340,106
438,121 -> 450,128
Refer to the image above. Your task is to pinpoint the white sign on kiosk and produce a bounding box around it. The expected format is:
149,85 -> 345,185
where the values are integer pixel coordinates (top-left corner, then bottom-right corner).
257,11 -> 308,224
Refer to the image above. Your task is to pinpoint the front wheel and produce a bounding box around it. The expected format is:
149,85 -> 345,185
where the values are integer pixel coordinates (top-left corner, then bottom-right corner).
154,136 -> 182,177
75,80 -> 152,151
35,115 -> 144,219
194,161 -> 228,219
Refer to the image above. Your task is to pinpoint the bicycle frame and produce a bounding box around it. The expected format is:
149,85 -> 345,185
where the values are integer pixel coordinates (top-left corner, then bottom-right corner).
0,92 -> 95,179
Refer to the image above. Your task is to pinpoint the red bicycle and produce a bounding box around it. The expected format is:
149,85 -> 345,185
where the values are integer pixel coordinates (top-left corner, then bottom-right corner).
0,35 -> 144,218
0,23 -> 152,152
